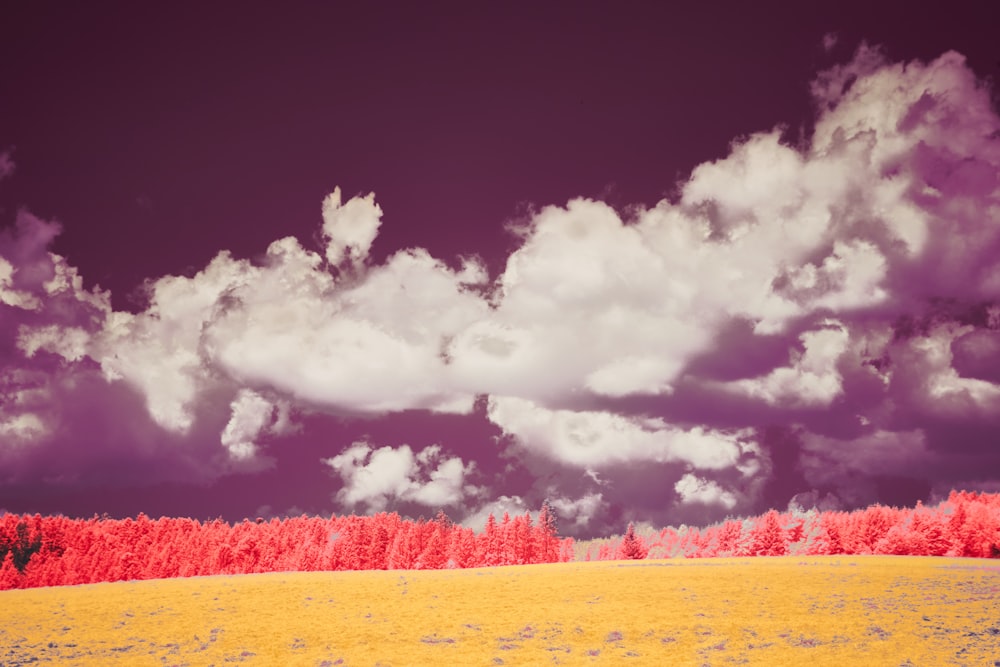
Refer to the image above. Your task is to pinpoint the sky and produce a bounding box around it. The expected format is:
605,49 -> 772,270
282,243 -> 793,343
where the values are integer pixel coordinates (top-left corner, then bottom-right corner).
2,2 -> 999,538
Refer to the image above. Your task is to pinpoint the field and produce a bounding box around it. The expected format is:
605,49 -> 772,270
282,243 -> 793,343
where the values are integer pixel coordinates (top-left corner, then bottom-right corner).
1,556 -> 998,666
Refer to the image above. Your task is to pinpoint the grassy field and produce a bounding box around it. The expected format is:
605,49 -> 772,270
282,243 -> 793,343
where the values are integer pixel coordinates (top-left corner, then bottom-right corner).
1,556 -> 998,666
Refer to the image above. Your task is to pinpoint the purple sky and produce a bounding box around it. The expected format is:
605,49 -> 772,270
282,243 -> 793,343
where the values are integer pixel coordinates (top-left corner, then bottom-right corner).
2,3 -> 999,537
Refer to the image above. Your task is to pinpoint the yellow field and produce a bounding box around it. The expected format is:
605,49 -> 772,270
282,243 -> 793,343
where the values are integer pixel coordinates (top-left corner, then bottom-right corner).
1,556 -> 998,666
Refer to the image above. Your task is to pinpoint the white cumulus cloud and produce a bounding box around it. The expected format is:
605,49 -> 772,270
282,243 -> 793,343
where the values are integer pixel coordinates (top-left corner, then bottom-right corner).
321,186 -> 382,267
323,442 -> 479,514
487,396 -> 752,471
674,473 -> 738,510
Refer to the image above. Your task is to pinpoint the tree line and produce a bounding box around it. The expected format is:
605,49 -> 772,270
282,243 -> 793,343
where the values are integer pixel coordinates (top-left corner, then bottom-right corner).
2,491 -> 997,590
584,490 -> 1000,561
0,504 -> 571,590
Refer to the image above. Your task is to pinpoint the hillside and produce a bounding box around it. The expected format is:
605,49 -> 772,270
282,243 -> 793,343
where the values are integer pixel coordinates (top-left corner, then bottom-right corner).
2,556 -> 998,665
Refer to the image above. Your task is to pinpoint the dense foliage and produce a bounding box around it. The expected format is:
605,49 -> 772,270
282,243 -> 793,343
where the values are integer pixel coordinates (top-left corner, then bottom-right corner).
0,504 -> 572,590
2,491 -> 997,590
583,491 -> 1000,561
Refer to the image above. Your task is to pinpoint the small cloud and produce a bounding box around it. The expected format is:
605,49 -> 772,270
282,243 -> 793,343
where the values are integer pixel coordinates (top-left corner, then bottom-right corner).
0,150 -> 14,180
674,473 -> 737,510
487,396 -> 750,471
321,186 -> 382,267
549,492 -> 604,529
322,442 -> 478,514
220,389 -> 281,460
822,32 -> 838,54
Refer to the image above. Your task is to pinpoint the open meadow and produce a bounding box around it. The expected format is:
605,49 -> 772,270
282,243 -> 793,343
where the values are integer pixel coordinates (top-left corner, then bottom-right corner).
1,556 -> 998,666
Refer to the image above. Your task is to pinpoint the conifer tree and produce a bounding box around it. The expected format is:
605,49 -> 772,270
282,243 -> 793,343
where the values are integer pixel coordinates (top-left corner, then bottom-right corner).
417,519 -> 449,570
619,523 -> 648,560
749,510 -> 788,556
448,526 -> 477,568
367,516 -> 393,571
713,520 -> 744,557
480,514 -> 502,566
534,501 -> 560,562
387,522 -> 419,570
0,551 -> 22,590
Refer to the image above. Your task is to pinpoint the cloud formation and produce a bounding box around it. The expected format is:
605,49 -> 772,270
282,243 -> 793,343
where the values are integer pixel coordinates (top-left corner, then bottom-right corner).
323,442 -> 481,514
486,396 -> 756,472
2,47 -> 999,535
321,187 -> 382,268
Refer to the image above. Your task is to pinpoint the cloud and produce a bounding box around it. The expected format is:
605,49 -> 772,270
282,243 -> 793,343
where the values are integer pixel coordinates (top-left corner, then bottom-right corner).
0,151 -> 13,181
321,187 -> 382,268
201,239 -> 488,414
323,442 -> 480,514
0,411 -> 47,445
797,429 -> 935,508
487,395 -> 754,471
723,320 -> 850,407
0,211 -> 277,486
821,33 -> 838,54
449,196 -> 714,400
2,46 -> 1000,534
1,213 -> 86,313
220,389 -> 282,460
674,473 -> 738,511
951,326 -> 1000,383
90,256 -> 237,434
801,429 -> 932,483
548,492 -> 605,529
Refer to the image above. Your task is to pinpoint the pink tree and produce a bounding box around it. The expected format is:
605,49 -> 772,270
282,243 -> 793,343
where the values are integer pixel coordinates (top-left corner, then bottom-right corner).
448,526 -> 478,568
387,522 -> 420,570
849,505 -> 901,554
947,494 -> 1000,558
415,515 -> 450,570
749,510 -> 788,556
478,514 -> 503,567
534,501 -> 560,563
713,520 -> 745,557
618,523 -> 648,560
0,551 -> 22,590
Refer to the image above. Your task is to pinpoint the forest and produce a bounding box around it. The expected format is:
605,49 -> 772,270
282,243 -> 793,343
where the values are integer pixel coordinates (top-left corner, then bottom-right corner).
1,491 -> 998,590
